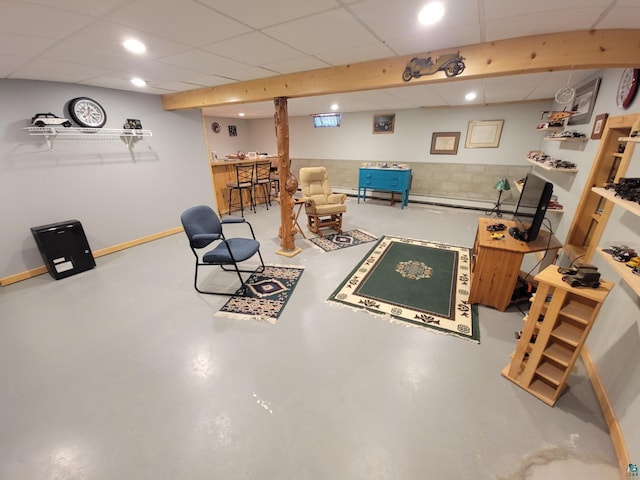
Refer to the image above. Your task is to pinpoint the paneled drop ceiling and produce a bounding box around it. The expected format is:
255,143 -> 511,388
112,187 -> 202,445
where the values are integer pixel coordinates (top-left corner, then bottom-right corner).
2,0 -> 637,118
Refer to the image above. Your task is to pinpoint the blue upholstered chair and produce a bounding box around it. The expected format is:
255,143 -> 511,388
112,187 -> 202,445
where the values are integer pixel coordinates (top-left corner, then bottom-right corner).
180,205 -> 264,295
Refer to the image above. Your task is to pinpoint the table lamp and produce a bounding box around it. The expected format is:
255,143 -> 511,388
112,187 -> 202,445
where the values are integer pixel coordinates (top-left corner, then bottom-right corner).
486,177 -> 511,217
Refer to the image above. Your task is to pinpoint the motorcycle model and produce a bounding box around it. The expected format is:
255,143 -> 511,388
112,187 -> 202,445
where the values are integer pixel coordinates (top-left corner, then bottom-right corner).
402,52 -> 465,81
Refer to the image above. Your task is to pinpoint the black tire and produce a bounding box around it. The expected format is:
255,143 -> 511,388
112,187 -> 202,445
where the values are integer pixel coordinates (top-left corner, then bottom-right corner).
62,121 -> 72,128
402,68 -> 413,82
456,61 -> 466,75
444,62 -> 458,77
34,121 -> 45,127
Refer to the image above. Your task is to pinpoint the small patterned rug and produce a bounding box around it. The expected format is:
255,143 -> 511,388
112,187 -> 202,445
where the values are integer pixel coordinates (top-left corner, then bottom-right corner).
328,235 -> 479,342
307,229 -> 377,252
215,265 -> 304,324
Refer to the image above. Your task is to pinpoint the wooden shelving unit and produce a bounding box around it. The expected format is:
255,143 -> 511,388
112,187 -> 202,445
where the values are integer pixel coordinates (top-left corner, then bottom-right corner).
563,113 -> 640,262
502,265 -> 614,406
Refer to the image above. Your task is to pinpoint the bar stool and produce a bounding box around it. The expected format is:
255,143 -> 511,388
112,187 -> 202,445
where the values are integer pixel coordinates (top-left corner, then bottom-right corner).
227,163 -> 255,216
269,165 -> 280,198
252,160 -> 272,210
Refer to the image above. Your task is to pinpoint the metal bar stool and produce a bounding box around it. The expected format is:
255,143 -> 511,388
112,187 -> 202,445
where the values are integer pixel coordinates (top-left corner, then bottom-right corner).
227,163 -> 255,216
252,160 -> 272,210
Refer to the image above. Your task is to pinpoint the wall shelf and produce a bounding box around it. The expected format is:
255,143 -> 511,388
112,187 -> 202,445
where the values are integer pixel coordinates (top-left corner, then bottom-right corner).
591,187 -> 640,216
543,136 -> 588,142
25,126 -> 152,150
525,157 -> 578,172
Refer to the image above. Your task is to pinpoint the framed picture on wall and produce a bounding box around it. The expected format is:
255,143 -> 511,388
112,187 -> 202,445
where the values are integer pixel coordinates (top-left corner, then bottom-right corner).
465,120 -> 504,148
567,78 -> 601,125
373,114 -> 395,134
430,132 -> 460,154
590,113 -> 608,139
228,125 -> 237,136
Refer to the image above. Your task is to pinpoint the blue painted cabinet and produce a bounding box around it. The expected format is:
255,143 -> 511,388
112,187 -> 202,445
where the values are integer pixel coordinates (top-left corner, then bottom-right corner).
358,167 -> 411,208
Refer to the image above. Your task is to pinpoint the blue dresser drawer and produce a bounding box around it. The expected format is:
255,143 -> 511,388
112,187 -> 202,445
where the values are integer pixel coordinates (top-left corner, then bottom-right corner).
358,167 -> 411,208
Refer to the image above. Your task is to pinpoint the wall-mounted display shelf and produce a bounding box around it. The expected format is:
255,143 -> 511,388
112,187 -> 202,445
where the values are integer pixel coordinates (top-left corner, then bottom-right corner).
543,135 -> 587,143
618,136 -> 640,143
525,157 -> 578,172
26,126 -> 152,150
536,126 -> 563,132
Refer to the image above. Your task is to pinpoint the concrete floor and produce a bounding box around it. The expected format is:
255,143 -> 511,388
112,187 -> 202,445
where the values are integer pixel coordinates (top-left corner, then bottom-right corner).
0,199 -> 620,479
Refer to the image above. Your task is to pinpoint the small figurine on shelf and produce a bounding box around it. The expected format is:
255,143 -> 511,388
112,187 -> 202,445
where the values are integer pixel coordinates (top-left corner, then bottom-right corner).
123,118 -> 142,129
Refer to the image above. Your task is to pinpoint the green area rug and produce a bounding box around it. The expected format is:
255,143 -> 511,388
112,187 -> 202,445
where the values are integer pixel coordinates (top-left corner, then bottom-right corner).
307,229 -> 377,252
215,265 -> 304,324
328,235 -> 479,342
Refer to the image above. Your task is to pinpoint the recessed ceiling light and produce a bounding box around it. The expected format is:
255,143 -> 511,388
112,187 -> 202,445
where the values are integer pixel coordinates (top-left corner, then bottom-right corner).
418,2 -> 445,25
330,103 -> 339,111
130,77 -> 146,87
123,38 -> 146,54
238,112 -> 245,117
465,92 -> 477,101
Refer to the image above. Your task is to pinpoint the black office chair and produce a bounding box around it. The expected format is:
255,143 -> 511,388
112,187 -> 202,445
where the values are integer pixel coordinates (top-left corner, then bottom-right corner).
180,205 -> 264,295
252,160 -> 272,210
227,163 -> 255,216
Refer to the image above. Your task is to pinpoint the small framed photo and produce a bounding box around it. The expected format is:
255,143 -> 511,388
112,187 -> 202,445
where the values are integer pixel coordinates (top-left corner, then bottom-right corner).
430,132 -> 460,154
465,120 -> 504,148
373,114 -> 395,134
591,113 -> 608,140
228,125 -> 237,136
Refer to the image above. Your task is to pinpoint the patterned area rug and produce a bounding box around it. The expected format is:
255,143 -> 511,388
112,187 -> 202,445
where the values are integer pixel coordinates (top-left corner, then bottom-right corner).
328,235 -> 479,342
215,265 -> 304,324
307,229 -> 377,252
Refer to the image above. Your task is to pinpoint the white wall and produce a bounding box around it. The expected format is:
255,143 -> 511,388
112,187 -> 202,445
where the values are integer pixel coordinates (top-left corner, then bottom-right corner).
0,79 -> 212,278
240,100 -> 551,165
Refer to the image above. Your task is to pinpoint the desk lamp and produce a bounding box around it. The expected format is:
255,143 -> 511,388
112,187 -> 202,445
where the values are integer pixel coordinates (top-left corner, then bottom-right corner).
486,177 -> 510,217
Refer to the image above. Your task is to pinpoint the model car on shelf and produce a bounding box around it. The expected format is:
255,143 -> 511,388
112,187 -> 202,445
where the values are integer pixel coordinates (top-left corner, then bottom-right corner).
561,264 -> 601,288
31,112 -> 72,128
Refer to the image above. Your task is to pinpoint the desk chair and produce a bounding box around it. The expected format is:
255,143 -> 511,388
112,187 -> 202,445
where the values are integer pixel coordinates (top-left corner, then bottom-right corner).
252,160 -> 272,210
180,205 -> 264,295
270,165 -> 280,198
227,163 -> 255,217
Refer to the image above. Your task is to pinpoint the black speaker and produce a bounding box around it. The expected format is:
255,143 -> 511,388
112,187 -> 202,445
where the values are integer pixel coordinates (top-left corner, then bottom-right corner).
31,220 -> 96,280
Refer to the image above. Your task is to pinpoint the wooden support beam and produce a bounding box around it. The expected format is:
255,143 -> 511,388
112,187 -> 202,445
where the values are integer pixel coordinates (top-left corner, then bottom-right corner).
161,29 -> 640,111
274,97 -> 301,258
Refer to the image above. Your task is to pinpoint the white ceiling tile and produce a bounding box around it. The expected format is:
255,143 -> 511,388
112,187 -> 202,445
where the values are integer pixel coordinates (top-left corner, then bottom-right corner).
263,9 -> 380,55
105,0 -> 252,47
485,10 -> 602,42
0,33 -> 52,56
0,2 -> 94,38
595,6 -> 640,29
61,21 -> 192,59
159,50 -> 250,76
384,24 -> 482,56
314,42 -> 396,65
224,67 -> 279,82
203,32 -> 304,66
42,44 -> 141,70
483,0 -> 611,20
17,0 -> 132,16
263,56 -> 330,74
197,0 -> 341,29
9,58 -> 111,83
0,55 -> 30,77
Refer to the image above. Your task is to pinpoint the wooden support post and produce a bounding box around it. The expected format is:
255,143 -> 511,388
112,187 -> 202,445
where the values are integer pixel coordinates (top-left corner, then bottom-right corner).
274,97 -> 301,257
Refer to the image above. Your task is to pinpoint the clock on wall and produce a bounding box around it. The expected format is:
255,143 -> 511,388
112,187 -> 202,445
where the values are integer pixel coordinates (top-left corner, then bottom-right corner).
616,68 -> 639,109
68,97 -> 107,128
211,122 -> 220,133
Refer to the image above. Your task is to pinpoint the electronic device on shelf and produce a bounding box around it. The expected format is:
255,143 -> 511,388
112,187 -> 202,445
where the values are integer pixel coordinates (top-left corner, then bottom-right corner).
508,173 -> 554,242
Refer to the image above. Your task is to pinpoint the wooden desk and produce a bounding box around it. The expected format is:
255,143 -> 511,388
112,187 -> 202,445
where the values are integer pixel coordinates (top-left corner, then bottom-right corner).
210,157 -> 276,215
469,218 -> 562,311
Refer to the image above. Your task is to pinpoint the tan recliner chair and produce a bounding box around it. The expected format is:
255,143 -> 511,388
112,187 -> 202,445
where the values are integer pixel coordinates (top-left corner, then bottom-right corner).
299,167 -> 347,236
